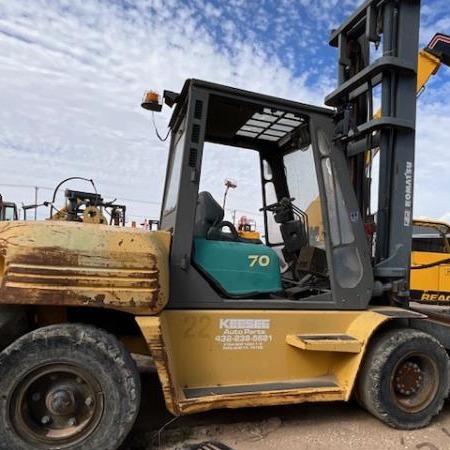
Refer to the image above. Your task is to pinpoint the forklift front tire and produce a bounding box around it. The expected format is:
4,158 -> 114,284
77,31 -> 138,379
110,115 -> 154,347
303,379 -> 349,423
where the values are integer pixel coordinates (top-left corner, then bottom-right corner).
357,328 -> 450,429
0,323 -> 141,450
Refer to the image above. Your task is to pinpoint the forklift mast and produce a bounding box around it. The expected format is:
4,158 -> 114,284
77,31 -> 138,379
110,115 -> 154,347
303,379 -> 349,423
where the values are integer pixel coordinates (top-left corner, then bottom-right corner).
325,0 -> 421,304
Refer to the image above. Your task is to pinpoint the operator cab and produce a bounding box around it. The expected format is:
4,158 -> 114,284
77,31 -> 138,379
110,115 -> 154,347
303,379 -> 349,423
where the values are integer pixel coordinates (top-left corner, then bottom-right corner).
0,202 -> 18,221
155,79 -> 373,310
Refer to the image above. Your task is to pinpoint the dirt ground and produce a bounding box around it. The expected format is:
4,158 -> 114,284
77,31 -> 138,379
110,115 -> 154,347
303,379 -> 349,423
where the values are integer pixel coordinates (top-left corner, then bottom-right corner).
119,367 -> 450,450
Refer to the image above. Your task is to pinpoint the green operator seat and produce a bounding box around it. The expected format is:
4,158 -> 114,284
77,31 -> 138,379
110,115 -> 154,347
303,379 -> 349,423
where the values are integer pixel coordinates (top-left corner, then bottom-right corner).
193,192 -> 282,296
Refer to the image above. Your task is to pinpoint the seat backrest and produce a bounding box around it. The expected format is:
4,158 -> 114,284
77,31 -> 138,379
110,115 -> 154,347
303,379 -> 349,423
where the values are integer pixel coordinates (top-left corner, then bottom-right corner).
194,192 -> 224,238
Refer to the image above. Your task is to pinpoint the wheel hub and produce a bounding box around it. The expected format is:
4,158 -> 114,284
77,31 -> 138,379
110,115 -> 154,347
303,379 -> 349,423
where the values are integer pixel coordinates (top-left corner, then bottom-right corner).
46,388 -> 76,416
10,363 -> 104,447
391,353 -> 439,414
395,361 -> 423,395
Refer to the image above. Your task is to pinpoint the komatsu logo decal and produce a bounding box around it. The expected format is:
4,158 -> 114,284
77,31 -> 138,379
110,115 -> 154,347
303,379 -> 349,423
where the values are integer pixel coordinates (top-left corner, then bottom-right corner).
404,161 -> 413,226
219,319 -> 270,330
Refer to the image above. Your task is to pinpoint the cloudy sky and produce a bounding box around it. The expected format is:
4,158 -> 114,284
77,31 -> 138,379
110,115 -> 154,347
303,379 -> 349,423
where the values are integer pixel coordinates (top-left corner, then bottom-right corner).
1,0 -> 450,226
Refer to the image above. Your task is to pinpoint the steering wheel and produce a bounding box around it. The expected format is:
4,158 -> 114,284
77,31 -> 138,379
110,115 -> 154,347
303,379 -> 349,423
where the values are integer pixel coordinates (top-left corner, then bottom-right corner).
259,197 -> 295,212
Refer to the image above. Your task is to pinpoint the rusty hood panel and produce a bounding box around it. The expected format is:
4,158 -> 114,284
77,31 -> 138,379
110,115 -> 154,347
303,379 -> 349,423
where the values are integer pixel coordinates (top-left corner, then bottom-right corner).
0,221 -> 171,314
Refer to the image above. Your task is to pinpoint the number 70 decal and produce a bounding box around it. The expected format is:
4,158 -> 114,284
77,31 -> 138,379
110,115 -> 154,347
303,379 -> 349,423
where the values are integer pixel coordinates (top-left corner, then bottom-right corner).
248,255 -> 271,267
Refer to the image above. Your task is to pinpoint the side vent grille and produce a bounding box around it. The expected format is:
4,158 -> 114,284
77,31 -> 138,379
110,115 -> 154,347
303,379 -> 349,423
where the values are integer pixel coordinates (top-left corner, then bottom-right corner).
188,148 -> 198,167
194,100 -> 203,119
191,124 -> 201,143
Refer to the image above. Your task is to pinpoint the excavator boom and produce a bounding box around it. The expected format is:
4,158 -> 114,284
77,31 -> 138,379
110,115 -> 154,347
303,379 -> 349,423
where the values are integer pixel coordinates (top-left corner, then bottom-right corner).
373,33 -> 450,121
417,33 -> 450,94
426,33 -> 450,66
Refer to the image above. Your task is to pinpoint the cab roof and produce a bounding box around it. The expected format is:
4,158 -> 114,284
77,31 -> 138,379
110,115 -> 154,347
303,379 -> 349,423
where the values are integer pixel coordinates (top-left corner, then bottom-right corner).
169,79 -> 334,153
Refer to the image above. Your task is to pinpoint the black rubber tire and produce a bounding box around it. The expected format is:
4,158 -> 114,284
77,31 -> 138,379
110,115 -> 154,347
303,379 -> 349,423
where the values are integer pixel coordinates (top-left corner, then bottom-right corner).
357,328 -> 450,429
0,324 -> 141,450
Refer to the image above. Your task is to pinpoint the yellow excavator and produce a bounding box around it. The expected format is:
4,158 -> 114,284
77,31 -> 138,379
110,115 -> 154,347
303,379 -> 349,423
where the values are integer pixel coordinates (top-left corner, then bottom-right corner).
408,33 -> 450,303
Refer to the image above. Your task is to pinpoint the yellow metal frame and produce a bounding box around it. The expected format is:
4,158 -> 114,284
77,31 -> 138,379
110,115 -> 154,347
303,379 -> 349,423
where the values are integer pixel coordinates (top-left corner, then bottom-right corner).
0,221 -> 171,314
136,308 -> 406,415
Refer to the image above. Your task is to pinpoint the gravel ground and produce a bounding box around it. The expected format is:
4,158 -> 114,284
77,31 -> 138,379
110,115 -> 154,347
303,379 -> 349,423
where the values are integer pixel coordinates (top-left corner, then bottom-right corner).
119,369 -> 450,450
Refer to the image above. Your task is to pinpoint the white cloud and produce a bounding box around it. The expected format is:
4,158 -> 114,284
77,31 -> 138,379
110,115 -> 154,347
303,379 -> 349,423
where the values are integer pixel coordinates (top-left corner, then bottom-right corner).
0,0 -> 332,222
0,0 -> 449,229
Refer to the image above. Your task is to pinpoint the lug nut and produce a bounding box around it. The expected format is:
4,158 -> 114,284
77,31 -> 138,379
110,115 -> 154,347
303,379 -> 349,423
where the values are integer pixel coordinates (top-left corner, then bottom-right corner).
67,417 -> 76,427
85,396 -> 93,407
41,415 -> 51,425
32,393 -> 41,402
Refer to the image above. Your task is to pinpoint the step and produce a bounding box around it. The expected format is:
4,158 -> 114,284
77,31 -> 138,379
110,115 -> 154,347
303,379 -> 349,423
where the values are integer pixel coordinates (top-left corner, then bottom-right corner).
178,377 -> 346,414
183,377 -> 339,399
286,333 -> 362,353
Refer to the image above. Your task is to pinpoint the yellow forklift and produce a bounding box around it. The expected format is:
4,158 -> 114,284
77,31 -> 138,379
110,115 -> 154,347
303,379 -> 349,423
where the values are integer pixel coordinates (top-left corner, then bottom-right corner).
0,1 -> 449,449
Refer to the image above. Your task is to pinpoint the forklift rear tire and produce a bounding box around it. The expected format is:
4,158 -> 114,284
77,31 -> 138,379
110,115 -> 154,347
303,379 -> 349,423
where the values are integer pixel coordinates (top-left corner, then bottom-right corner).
0,324 -> 141,450
357,328 -> 450,429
